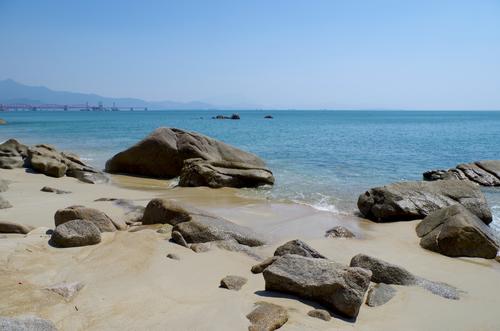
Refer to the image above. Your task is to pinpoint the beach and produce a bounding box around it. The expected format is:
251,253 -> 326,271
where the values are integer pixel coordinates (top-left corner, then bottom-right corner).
1,168 -> 499,330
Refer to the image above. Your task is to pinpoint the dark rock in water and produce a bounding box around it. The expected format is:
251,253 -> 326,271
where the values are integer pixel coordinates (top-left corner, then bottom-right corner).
247,301 -> 288,331
0,139 -> 28,169
416,205 -> 499,259
230,113 -> 240,120
357,180 -> 492,224
54,205 -> 120,232
41,186 -> 71,194
51,219 -> 101,248
325,226 -> 355,238
213,114 -> 240,120
307,309 -> 331,321
263,254 -> 372,318
0,221 -> 34,234
179,158 -> 274,188
424,160 -> 500,187
172,212 -> 266,247
171,230 -> 189,248
365,283 -> 396,307
219,275 -> 247,290
0,195 -> 12,209
251,257 -> 278,274
0,316 -> 58,331
264,115 -> 273,119
350,254 -> 461,300
274,239 -> 326,259
142,198 -> 191,225
105,127 -> 268,179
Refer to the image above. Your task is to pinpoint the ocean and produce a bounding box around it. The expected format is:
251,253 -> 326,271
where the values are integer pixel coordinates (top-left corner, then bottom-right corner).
1,110 -> 500,232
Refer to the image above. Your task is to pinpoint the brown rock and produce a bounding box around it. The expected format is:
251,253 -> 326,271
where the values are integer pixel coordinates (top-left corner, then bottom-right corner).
247,301 -> 288,331
220,275 -> 247,291
142,198 -> 191,225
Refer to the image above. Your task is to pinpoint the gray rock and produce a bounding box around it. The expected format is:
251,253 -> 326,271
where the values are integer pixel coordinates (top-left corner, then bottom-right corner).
247,301 -> 288,331
325,226 -> 355,238
28,145 -> 68,178
274,239 -> 326,259
54,206 -> 118,232
50,219 -> 101,248
179,158 -> 274,188
0,139 -> 29,169
357,180 -> 492,223
251,257 -> 278,274
45,281 -> 84,301
41,186 -> 71,194
105,127 -> 268,179
172,213 -> 266,247
457,163 -> 500,186
350,254 -> 460,300
476,160 -> 500,178
190,243 -> 211,253
220,275 -> 247,291
423,169 -> 467,181
424,160 -> 500,187
142,199 -> 191,225
0,195 -> 12,209
416,205 -> 499,259
0,221 -> 34,234
0,316 -> 58,331
307,309 -> 331,321
263,254 -> 372,318
365,283 -> 396,307
171,230 -> 189,247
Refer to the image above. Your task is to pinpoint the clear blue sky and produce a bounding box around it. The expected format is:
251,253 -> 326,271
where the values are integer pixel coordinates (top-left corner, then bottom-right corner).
1,0 -> 499,109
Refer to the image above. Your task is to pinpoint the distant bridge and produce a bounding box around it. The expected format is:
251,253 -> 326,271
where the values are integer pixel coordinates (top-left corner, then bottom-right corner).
0,103 -> 148,111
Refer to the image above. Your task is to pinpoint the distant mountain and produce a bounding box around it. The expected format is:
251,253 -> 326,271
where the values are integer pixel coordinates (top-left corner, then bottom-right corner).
0,79 -> 216,110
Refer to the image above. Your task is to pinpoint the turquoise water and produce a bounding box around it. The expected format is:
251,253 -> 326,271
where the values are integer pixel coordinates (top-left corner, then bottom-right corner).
1,110 -> 500,231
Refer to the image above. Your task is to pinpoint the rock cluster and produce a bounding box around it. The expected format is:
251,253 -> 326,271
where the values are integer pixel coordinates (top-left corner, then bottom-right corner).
424,160 -> 500,186
213,114 -> 240,120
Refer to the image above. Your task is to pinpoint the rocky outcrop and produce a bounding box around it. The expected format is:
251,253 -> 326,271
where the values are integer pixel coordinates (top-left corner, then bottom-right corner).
0,316 -> 58,331
365,283 -> 396,307
424,160 -> 500,187
350,254 -> 460,300
54,206 -> 122,232
142,199 -> 191,225
50,219 -> 101,247
263,254 -> 372,318
105,128 -> 271,184
0,139 -> 28,168
325,226 -> 355,238
0,221 -> 34,234
357,180 -> 492,223
416,205 -> 499,259
219,275 -> 247,291
247,302 -> 288,331
274,239 -> 326,259
172,213 -> 266,247
179,158 -> 274,188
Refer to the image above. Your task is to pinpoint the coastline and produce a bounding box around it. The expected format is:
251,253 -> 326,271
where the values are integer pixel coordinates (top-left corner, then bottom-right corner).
1,168 -> 499,330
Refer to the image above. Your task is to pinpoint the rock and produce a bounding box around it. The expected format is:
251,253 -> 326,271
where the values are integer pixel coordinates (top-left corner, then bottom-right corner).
325,226 -> 355,238
50,219 -> 101,248
423,169 -> 467,181
54,206 -> 118,232
264,115 -> 273,119
251,257 -> 278,274
0,221 -> 34,234
476,160 -> 500,178
171,230 -> 189,247
172,213 -> 266,247
307,309 -> 331,321
27,144 -> 68,177
213,114 -> 240,120
190,243 -> 211,253
423,160 -> 500,187
41,186 -> 71,194
46,281 -> 84,300
219,275 -> 247,291
357,180 -> 492,223
105,127 -> 267,179
230,113 -> 240,120
274,239 -> 326,259
166,253 -> 180,260
365,283 -> 396,307
416,205 -> 499,259
0,316 -> 58,331
0,195 -> 12,209
67,169 -> 108,184
495,255 -> 500,263
142,199 -> 191,225
457,163 -> 500,186
263,254 -> 371,318
179,158 -> 274,188
0,139 -> 28,169
350,254 -> 460,300
247,301 -> 288,331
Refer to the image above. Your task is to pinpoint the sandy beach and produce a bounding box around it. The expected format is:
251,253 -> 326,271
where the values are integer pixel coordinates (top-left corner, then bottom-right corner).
0,168 -> 499,330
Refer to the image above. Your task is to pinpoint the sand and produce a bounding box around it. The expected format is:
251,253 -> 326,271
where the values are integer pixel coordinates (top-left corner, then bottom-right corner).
1,168 -> 499,330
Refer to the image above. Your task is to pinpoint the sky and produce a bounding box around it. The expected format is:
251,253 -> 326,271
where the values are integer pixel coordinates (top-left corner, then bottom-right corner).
1,0 -> 499,110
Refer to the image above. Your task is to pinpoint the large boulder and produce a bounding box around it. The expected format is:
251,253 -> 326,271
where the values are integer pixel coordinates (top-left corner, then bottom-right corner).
105,127 -> 269,180
179,158 -> 274,188
50,219 -> 101,247
357,180 -> 492,223
416,205 -> 499,259
54,206 -> 120,232
172,213 -> 266,247
0,221 -> 34,234
263,254 -> 372,318
273,239 -> 326,259
0,316 -> 58,331
0,139 -> 28,169
424,160 -> 500,187
27,144 -> 68,177
142,199 -> 191,225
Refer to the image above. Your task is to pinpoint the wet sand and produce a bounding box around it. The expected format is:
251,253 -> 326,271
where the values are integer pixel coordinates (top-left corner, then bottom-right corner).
1,168 -> 499,330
